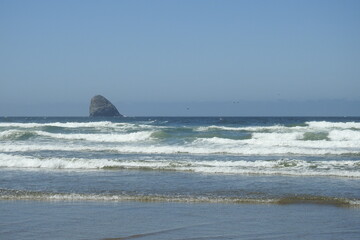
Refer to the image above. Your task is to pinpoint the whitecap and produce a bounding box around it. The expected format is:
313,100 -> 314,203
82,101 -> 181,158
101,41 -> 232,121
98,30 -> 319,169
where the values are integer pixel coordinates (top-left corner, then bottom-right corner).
0,153 -> 359,178
306,121 -> 360,129
35,130 -> 154,142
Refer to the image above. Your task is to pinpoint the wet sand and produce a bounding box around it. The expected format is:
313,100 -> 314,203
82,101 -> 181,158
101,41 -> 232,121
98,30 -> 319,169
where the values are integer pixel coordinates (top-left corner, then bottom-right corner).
1,200 -> 360,240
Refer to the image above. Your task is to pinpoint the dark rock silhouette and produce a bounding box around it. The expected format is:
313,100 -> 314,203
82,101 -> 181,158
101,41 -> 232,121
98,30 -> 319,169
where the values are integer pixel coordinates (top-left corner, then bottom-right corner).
89,95 -> 123,117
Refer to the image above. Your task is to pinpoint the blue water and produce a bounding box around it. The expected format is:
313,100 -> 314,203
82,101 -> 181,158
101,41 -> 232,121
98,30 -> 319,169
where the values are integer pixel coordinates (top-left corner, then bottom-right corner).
1,117 -> 360,239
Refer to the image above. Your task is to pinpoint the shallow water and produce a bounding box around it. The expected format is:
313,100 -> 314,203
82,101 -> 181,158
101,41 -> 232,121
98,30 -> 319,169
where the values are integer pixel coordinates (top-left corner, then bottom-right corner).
1,169 -> 359,206
1,201 -> 360,240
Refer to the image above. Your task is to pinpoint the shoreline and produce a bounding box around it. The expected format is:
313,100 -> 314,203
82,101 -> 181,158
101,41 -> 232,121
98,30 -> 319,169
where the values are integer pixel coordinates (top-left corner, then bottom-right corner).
1,194 -> 359,208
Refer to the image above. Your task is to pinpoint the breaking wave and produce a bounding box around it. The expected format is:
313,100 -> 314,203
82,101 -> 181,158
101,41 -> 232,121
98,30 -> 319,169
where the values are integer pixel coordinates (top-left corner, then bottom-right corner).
0,121 -> 116,128
306,121 -> 360,129
0,130 -> 37,141
0,153 -> 358,178
37,130 -> 154,142
0,141 -> 359,156
1,119 -> 359,167
1,118 -> 359,212
0,189 -> 358,207
0,129 -> 154,142
0,121 -> 159,131
196,121 -> 360,133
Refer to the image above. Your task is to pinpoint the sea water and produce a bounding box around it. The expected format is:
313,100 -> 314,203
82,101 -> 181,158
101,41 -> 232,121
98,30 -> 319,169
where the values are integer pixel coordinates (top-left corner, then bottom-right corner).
1,117 -> 360,239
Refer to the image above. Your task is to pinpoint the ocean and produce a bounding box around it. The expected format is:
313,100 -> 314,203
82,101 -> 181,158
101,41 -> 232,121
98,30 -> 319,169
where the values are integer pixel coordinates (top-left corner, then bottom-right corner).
1,116 -> 360,239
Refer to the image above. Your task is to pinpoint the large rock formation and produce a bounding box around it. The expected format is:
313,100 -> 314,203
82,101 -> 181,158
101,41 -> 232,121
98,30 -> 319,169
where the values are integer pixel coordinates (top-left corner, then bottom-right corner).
89,95 -> 123,117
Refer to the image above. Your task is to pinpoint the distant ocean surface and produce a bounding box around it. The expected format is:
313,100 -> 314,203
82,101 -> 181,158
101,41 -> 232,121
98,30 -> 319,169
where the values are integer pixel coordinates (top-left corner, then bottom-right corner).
1,116 -> 360,239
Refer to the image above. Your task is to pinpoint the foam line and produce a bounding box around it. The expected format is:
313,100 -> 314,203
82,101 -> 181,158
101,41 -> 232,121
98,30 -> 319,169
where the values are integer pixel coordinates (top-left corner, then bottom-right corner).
0,153 -> 358,177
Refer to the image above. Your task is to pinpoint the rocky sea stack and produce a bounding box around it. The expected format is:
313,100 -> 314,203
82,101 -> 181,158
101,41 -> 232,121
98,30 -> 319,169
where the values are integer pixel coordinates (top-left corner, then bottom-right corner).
89,95 -> 123,117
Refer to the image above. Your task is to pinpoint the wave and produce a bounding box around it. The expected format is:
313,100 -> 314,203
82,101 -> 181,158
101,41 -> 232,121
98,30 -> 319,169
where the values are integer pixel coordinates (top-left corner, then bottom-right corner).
0,129 -> 154,142
0,121 -> 157,131
0,189 -> 358,207
0,130 -> 37,140
194,136 -> 360,152
37,130 -> 154,142
306,121 -> 360,129
4,128 -> 358,146
196,121 -> 360,132
2,137 -> 359,154
1,140 -> 359,156
328,130 -> 360,141
196,125 -> 287,132
1,120 -> 359,131
1,120 -> 359,156
0,121 -> 114,128
92,124 -> 356,148
0,153 -> 358,178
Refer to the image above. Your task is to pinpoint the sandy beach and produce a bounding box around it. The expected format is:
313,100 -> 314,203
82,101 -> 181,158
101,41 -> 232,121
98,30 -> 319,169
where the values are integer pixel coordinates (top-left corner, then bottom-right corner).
1,200 -> 360,240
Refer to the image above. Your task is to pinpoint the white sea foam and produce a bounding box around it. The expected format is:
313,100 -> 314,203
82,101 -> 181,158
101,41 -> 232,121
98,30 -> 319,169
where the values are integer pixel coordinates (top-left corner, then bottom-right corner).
196,125 -> 287,132
197,121 -> 360,133
0,129 -> 154,142
35,130 -> 154,142
306,121 -> 360,129
328,130 -> 360,141
0,143 -> 99,153
3,128 -> 358,151
0,153 -> 358,177
0,190 -> 279,204
1,188 -> 357,206
0,129 -> 33,140
0,153 -> 115,169
0,130 -> 15,138
194,134 -> 360,151
1,120 -> 358,132
1,120 -> 360,155
0,140 -> 359,156
251,132 -> 303,141
0,121 -> 114,128
0,121 -> 158,132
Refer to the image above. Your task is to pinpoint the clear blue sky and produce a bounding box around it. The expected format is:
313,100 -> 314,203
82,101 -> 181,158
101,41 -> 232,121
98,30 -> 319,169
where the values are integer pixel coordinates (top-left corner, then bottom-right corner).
1,0 -> 359,116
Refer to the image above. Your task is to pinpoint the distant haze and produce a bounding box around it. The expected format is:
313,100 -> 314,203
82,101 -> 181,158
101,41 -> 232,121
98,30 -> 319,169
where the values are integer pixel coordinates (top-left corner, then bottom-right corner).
1,0 -> 359,116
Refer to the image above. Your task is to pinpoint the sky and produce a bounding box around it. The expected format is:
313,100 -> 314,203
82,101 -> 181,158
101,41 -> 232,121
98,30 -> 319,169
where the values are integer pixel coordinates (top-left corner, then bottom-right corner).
1,0 -> 359,116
